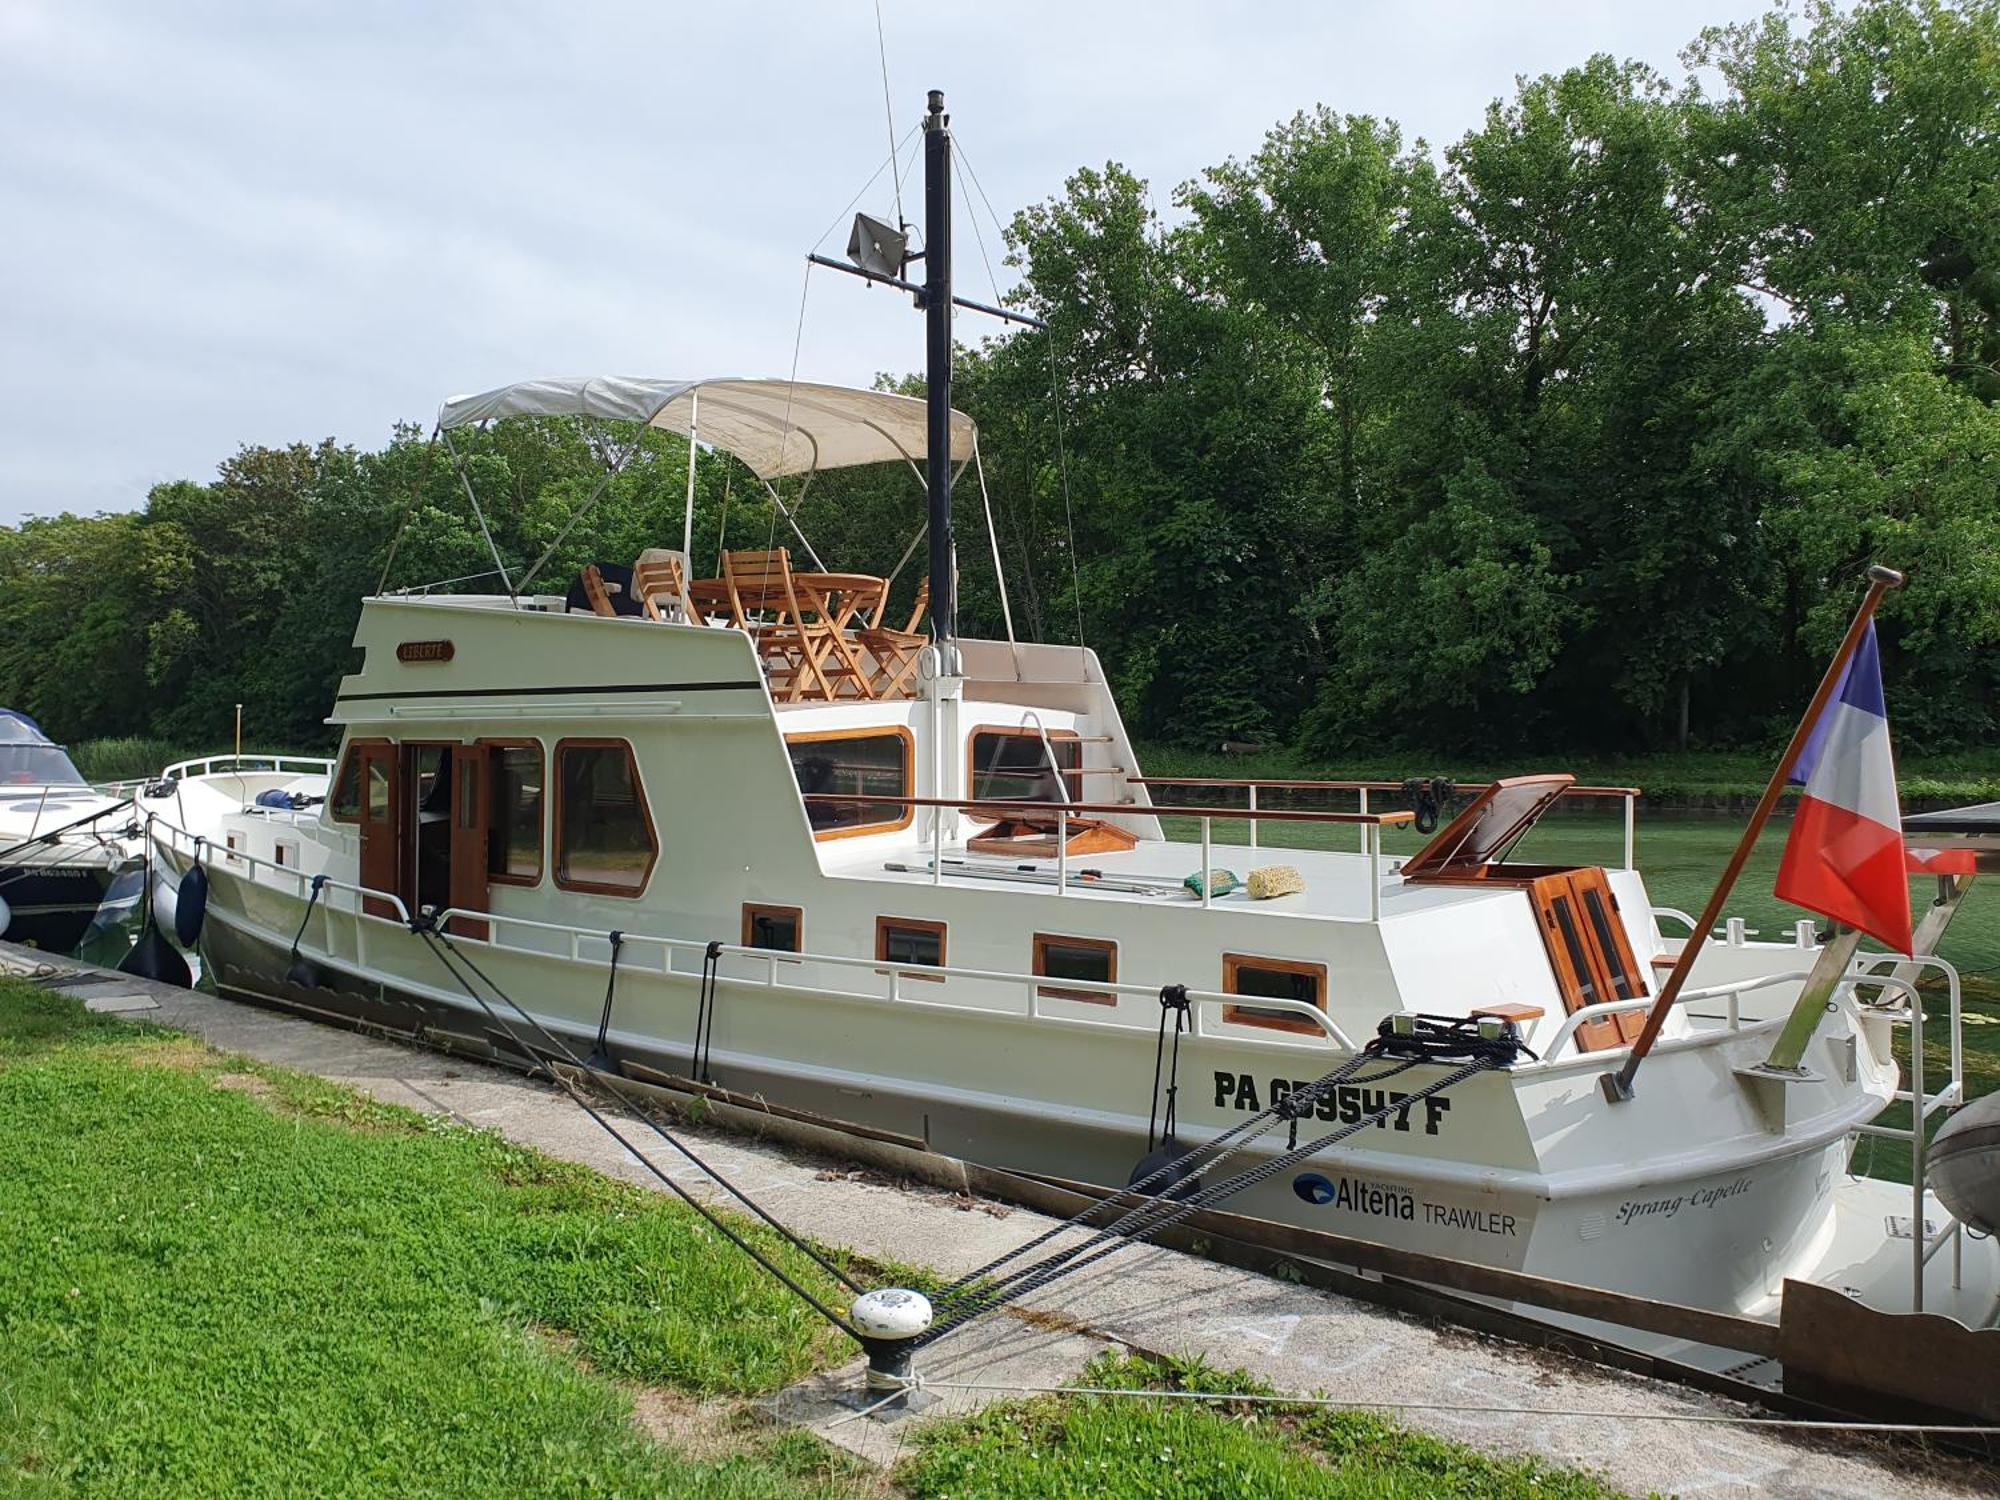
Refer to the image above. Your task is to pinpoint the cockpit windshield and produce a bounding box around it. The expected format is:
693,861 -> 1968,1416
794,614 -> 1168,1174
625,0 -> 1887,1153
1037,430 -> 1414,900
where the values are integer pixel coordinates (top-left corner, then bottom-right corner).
0,711 -> 87,787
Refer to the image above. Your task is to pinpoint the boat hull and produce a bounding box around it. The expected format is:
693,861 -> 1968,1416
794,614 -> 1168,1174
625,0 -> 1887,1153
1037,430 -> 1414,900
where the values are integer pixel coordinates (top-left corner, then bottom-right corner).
190,896 -> 2000,1347
0,860 -> 121,953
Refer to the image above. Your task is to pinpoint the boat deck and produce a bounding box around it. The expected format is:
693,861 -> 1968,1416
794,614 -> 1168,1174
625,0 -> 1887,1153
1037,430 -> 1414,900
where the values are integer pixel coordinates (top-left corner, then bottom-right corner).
819,831 -> 1521,923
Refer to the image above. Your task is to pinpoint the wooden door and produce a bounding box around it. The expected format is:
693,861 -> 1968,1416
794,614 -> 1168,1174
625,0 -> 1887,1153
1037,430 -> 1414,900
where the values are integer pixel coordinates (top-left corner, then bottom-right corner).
1530,869 -> 1647,1051
357,741 -> 401,920
448,742 -> 490,940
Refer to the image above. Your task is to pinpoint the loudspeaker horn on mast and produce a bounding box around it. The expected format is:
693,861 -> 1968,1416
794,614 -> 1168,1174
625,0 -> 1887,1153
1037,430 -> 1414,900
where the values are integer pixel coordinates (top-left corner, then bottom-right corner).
846,213 -> 909,280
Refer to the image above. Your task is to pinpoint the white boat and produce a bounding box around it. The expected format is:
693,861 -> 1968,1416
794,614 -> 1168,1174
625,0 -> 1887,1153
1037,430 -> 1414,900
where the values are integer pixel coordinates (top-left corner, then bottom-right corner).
0,710 -> 142,952
137,92 -> 1998,1364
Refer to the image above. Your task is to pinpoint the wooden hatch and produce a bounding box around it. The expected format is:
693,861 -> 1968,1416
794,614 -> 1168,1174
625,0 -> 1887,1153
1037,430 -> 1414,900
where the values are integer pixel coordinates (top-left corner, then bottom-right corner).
1402,774 -> 1645,1051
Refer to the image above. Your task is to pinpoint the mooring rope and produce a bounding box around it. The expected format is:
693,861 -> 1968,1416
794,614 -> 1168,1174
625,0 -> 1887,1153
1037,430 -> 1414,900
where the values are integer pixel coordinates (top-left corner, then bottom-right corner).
407,922 -> 864,1334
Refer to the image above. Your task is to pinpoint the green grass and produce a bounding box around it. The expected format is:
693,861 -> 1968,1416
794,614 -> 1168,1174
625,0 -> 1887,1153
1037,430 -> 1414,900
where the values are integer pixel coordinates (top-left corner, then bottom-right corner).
0,981 -> 864,1498
899,1351 -> 1616,1499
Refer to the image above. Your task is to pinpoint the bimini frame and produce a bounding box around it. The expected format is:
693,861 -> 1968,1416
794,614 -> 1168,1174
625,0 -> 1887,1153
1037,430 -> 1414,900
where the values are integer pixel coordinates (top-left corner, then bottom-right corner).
424,376 -> 978,606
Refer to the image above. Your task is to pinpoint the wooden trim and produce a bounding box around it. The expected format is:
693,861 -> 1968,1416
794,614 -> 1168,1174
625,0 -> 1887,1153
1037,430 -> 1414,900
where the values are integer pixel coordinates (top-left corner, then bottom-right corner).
741,902 -> 804,953
1222,952 -> 1329,1036
1032,932 -> 1117,1005
477,737 -> 544,886
966,724 -> 1081,801
552,737 -> 657,897
1130,777 -> 1642,799
803,791 -> 1413,827
325,737 -> 386,825
875,915 -> 947,981
784,725 -> 916,841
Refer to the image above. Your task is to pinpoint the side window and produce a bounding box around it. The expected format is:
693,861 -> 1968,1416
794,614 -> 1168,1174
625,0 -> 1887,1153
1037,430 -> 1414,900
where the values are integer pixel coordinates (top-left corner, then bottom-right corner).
1033,933 -> 1117,1005
876,916 -> 946,980
969,728 -> 1080,802
554,739 -> 656,895
484,740 -> 544,885
1223,954 -> 1328,1036
328,744 -> 364,822
742,903 -> 803,954
786,729 -> 914,838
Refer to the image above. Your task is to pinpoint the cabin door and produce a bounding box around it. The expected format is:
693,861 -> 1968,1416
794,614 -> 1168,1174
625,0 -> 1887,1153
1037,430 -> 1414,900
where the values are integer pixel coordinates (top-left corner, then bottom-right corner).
448,742 -> 490,940
1529,868 -> 1648,1051
356,742 -> 401,920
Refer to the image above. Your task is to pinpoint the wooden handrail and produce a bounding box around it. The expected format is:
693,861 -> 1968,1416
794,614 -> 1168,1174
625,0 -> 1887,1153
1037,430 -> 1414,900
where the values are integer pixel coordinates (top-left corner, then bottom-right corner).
1128,776 -> 1641,798
802,793 -> 1415,827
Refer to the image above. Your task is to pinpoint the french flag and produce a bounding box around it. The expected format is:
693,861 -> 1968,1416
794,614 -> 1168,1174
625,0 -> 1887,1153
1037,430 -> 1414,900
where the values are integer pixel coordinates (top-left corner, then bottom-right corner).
1774,622 -> 1913,955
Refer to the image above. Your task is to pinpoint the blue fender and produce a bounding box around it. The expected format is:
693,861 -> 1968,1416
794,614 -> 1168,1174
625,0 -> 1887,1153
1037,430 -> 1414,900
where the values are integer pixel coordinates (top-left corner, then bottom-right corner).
174,863 -> 209,948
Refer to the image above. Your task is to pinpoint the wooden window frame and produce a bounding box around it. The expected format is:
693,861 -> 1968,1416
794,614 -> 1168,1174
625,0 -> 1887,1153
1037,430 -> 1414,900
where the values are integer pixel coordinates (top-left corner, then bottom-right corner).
1032,932 -> 1118,1005
552,737 -> 658,897
741,902 -> 804,954
785,725 -> 916,841
479,737 -> 545,887
966,725 -> 1081,803
1222,952 -> 1329,1037
326,737 -> 385,825
876,915 -> 947,981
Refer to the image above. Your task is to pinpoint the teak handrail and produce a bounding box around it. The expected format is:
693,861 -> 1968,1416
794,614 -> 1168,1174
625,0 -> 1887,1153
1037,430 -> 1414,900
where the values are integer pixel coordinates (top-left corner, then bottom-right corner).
801,793 -> 1415,827
1129,776 -> 1641,799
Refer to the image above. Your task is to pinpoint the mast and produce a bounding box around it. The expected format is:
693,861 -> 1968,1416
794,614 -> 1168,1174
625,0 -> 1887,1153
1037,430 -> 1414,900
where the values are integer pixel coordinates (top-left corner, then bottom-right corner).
922,88 -> 956,651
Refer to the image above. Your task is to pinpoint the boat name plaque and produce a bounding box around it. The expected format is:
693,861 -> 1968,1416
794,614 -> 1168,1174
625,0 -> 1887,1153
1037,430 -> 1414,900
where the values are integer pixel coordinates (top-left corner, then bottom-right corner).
396,640 -> 456,664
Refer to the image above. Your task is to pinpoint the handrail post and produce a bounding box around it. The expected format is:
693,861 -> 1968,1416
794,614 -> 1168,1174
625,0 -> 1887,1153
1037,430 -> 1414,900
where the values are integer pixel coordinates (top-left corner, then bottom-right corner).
1623,792 -> 1635,871
1911,981 -> 1926,1314
1201,816 -> 1212,909
1057,809 -> 1068,896
932,798 -> 943,885
1357,786 -> 1369,854
1247,784 -> 1259,850
1369,822 -> 1381,922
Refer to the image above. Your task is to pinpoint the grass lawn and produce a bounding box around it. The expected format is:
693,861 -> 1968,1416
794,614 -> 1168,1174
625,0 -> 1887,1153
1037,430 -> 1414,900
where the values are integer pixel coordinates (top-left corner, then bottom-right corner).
0,984 -> 1630,1498
901,1352 -> 1615,1499
0,982 -> 861,1497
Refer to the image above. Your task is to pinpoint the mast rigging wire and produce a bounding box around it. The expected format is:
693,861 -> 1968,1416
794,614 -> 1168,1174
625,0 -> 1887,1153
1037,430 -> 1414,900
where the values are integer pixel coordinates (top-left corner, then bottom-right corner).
872,0 -> 904,229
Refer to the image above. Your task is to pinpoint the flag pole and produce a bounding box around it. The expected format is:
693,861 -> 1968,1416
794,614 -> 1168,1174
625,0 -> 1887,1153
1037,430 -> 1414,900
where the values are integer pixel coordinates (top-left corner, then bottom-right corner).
1604,564 -> 1904,1102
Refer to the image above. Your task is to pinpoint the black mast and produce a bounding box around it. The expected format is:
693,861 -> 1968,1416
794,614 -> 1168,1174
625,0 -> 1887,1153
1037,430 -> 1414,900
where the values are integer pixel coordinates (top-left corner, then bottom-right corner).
922,88 -> 955,650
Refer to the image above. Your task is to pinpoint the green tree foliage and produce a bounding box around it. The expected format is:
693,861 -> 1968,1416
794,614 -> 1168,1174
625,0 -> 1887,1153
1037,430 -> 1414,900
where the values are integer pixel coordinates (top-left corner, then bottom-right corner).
2,0 -> 1995,759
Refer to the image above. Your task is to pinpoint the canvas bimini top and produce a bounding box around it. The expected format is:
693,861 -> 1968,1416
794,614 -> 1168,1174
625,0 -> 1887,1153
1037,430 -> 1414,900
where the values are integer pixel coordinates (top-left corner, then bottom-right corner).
435,376 -> 976,480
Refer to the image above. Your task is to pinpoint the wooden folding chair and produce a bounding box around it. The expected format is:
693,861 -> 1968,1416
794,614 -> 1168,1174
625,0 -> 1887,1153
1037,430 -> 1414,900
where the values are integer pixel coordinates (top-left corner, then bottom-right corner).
720,549 -> 835,701
855,578 -> 930,698
631,548 -> 704,625
578,563 -> 617,618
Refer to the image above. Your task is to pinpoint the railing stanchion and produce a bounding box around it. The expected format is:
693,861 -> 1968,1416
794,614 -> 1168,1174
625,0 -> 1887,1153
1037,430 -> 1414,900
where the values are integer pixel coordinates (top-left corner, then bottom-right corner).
1057,809 -> 1068,896
1358,786 -> 1369,854
1911,982 -> 1927,1314
1369,822 -> 1381,922
1248,785 -> 1258,850
932,803 -> 943,886
1201,816 -> 1213,909
1623,792 -> 1636,871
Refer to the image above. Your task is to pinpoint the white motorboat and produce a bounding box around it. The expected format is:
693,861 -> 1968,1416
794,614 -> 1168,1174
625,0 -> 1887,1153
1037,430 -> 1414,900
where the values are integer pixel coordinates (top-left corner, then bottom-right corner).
137,91 -> 1998,1365
0,710 -> 142,952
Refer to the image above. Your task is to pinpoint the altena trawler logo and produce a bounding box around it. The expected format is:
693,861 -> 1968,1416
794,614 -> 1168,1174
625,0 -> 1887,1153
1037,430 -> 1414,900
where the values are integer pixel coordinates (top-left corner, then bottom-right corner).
1294,1172 -> 1337,1205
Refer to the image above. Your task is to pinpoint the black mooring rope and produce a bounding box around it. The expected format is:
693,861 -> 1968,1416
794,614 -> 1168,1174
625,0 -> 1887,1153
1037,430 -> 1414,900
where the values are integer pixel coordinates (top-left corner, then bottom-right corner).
1146,984 -> 1190,1151
693,939 -> 723,1084
920,1052 -> 1499,1345
406,922 -> 863,1335
588,929 -> 625,1068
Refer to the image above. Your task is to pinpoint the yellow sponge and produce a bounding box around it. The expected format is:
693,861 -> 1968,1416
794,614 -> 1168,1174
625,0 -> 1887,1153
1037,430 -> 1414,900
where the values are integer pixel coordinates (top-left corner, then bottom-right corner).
1246,865 -> 1305,900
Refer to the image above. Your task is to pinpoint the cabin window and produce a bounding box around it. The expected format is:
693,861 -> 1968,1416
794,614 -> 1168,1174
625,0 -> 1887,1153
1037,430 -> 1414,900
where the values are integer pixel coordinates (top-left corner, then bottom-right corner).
553,739 -> 656,895
1033,933 -> 1117,1005
1223,954 -> 1328,1036
742,903 -> 803,954
224,831 -> 244,866
786,728 -> 914,838
483,740 -> 544,885
877,916 -> 946,980
273,839 -> 298,869
328,745 -> 364,822
969,727 -> 1080,803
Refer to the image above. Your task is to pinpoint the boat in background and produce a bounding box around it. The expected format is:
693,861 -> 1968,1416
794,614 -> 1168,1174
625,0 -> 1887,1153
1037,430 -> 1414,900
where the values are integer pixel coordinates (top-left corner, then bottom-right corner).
0,710 -> 143,953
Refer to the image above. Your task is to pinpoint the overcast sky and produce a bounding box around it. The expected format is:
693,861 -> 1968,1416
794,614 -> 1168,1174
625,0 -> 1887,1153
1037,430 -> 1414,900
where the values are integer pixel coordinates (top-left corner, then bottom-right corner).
0,0 -> 1775,523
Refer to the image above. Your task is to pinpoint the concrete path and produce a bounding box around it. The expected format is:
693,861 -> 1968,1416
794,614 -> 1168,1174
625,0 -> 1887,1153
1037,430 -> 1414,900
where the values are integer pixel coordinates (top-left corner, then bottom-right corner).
6,943 -> 1993,1499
